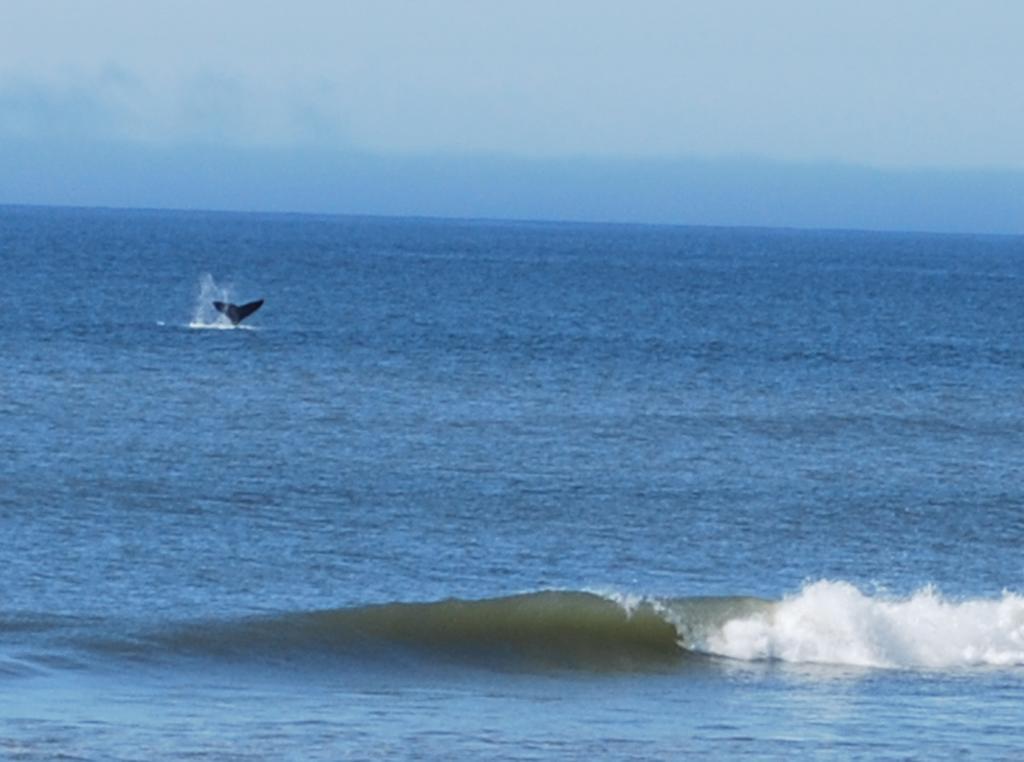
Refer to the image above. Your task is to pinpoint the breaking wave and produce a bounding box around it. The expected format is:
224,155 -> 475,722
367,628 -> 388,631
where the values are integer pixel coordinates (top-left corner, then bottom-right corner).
145,583 -> 1024,673
703,580 -> 1024,669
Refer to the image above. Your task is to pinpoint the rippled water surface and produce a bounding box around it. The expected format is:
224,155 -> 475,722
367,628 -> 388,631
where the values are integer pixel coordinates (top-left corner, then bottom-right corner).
1,206 -> 1023,759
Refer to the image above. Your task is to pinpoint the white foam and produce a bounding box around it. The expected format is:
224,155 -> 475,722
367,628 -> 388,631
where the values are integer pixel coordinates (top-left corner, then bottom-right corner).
701,580 -> 1024,669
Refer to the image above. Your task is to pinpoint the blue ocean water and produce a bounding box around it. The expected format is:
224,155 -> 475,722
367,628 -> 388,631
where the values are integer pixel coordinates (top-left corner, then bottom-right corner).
1,205 -> 1023,759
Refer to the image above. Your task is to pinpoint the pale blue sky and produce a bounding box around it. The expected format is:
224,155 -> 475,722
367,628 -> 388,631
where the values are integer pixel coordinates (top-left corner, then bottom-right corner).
2,1 -> 1023,231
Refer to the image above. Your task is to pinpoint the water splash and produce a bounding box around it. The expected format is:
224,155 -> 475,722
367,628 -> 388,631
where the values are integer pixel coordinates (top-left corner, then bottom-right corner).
699,580 -> 1024,669
189,274 -> 239,329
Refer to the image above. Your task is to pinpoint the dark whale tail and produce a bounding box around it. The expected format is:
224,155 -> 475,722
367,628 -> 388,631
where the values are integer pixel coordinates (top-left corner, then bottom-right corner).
213,299 -> 264,325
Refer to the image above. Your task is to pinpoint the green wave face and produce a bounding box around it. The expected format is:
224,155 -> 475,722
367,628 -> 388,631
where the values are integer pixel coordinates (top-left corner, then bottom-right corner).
150,591 -> 773,673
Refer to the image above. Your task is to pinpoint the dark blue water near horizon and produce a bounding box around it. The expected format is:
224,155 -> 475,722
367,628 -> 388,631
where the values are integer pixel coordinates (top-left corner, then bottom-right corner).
1,205 -> 1023,759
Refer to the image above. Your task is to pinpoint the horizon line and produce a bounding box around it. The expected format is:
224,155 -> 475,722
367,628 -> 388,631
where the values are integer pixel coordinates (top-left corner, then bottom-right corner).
4,200 -> 1020,240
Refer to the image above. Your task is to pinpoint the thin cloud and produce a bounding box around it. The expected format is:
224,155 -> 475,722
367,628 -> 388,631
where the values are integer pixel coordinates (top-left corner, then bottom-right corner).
0,69 -> 354,149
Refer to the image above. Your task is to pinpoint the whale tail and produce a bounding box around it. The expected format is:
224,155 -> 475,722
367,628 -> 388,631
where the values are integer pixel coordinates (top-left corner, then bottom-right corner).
213,299 -> 264,325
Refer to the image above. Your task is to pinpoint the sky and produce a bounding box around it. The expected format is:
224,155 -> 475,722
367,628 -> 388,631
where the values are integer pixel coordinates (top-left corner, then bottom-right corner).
2,0 -> 1023,233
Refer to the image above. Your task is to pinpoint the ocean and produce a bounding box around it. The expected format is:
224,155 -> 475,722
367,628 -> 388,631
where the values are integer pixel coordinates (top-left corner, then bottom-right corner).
1,205 -> 1022,759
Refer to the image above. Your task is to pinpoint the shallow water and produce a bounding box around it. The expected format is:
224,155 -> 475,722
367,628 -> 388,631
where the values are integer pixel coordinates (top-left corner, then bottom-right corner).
1,206 -> 1023,758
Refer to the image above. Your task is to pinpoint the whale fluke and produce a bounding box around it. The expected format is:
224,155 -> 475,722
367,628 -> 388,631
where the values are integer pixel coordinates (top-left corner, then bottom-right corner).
213,299 -> 264,325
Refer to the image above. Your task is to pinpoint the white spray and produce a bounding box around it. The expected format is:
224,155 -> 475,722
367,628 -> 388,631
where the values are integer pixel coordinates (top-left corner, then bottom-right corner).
700,580 -> 1024,669
190,274 -> 236,329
